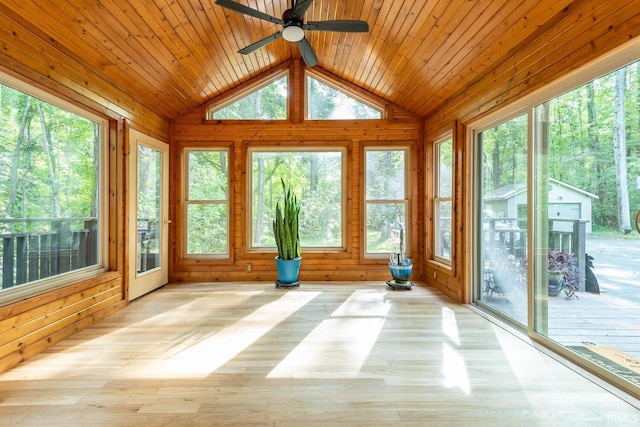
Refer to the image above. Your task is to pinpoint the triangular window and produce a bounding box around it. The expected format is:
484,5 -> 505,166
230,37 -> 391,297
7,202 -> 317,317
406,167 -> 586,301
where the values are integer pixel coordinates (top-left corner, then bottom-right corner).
208,73 -> 288,120
307,75 -> 383,120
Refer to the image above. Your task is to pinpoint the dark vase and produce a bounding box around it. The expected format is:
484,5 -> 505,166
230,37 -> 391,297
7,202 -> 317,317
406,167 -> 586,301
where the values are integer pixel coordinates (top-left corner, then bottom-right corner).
548,272 -> 564,296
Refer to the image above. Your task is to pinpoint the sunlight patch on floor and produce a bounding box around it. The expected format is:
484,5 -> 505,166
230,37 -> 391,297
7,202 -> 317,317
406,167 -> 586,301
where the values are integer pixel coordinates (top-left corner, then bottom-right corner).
442,343 -> 470,394
267,290 -> 389,378
267,317 -> 386,378
134,291 -> 321,378
442,306 -> 460,346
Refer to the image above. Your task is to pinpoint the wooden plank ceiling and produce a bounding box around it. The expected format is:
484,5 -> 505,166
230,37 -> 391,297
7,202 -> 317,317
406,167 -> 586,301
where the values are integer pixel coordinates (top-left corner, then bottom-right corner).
1,0 -> 574,120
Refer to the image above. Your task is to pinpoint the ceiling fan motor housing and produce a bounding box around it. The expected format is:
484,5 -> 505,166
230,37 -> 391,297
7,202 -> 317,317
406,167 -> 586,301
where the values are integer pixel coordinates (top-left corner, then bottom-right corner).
282,8 -> 305,42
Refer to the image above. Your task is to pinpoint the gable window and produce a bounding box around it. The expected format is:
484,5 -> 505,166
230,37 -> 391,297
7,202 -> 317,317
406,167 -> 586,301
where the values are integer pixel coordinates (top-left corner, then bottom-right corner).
434,136 -> 453,264
207,72 -> 288,120
0,76 -> 107,303
184,149 -> 229,256
249,149 -> 344,250
306,75 -> 383,120
364,148 -> 409,256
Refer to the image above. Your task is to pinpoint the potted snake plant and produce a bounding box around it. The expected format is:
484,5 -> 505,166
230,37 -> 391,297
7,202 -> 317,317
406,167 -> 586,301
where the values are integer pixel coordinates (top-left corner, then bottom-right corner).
273,178 -> 301,287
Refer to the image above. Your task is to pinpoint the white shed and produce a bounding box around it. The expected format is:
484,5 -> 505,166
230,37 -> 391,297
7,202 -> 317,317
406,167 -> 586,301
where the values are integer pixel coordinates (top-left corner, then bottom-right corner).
484,178 -> 599,233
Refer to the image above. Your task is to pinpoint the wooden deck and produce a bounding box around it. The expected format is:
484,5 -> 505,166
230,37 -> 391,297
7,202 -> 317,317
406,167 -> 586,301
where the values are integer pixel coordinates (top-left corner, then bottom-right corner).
483,290 -> 640,358
0,282 -> 638,426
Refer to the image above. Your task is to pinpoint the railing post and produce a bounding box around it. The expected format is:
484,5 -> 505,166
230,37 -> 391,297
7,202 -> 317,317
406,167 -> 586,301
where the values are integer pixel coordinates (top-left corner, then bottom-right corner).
573,220 -> 587,292
28,234 -> 39,282
85,219 -> 98,265
2,236 -> 15,289
16,235 -> 27,285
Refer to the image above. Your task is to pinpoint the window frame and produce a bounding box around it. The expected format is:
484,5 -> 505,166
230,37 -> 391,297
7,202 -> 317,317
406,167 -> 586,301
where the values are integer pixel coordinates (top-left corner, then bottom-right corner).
182,147 -> 231,258
363,146 -> 410,259
433,135 -> 453,266
0,72 -> 110,305
247,146 -> 347,253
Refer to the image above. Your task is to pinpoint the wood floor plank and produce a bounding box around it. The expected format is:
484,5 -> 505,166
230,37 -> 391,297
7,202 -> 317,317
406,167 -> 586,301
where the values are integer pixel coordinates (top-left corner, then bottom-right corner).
0,282 -> 637,426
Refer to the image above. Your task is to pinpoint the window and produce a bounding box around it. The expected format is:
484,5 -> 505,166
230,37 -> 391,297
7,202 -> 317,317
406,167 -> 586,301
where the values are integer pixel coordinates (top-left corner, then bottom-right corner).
184,149 -> 229,256
207,73 -> 288,120
0,76 -> 107,302
364,148 -> 409,256
306,75 -> 383,120
250,149 -> 344,250
434,137 -> 453,264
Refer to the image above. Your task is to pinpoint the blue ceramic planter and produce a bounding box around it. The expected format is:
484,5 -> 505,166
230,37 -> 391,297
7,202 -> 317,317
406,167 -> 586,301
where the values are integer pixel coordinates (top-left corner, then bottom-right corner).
389,262 -> 412,282
275,257 -> 301,284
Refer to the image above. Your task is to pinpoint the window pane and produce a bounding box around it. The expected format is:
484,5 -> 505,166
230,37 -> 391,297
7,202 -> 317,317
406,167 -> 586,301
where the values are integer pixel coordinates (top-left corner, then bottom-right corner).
365,149 -> 408,255
0,83 -> 101,292
434,137 -> 453,263
185,149 -> 229,256
365,150 -> 405,200
435,200 -> 452,260
478,114 -> 528,325
438,139 -> 453,197
210,76 -> 287,120
307,76 -> 382,119
187,204 -> 228,255
251,151 -> 343,249
365,202 -> 407,254
137,146 -> 161,273
188,151 -> 228,200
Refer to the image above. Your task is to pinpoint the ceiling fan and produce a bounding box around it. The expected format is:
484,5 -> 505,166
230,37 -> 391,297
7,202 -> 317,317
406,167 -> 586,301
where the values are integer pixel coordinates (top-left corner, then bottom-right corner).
215,0 -> 369,67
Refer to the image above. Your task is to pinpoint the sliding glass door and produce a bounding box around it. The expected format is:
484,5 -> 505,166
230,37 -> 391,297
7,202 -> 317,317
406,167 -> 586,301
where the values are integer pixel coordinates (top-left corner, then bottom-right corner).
531,65 -> 640,390
473,56 -> 640,393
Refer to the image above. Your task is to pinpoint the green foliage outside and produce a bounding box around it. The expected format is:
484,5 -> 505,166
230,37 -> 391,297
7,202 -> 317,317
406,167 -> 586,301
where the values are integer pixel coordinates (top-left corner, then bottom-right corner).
365,150 -> 407,253
0,83 -> 99,233
480,60 -> 640,234
252,151 -> 342,248
212,77 -> 288,120
307,76 -> 382,120
186,150 -> 229,254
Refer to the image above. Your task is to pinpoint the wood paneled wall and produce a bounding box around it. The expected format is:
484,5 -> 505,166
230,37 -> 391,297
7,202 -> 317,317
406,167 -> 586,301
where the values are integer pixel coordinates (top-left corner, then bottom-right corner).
423,1 -> 640,302
0,14 -> 171,373
0,274 -> 125,373
171,61 -> 423,283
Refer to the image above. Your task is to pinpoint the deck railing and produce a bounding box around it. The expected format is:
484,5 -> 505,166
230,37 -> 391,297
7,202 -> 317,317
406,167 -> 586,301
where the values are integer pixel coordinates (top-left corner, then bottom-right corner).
0,218 -> 98,290
485,217 -> 588,291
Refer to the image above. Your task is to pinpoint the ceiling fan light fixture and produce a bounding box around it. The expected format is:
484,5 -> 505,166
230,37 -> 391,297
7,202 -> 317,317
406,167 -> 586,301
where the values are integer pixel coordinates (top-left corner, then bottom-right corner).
282,25 -> 304,42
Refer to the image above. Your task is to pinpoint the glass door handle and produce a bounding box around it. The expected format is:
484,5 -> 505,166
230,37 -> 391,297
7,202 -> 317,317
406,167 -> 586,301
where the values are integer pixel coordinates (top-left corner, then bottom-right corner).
635,210 -> 640,234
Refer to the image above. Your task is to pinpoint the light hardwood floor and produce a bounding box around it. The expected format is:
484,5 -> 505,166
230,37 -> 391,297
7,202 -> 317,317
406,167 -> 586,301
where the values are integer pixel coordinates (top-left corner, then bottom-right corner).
0,282 -> 638,426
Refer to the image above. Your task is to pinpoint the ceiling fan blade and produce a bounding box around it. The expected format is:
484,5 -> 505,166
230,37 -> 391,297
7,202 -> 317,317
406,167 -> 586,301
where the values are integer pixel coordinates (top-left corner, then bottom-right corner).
292,0 -> 314,20
238,32 -> 282,55
303,20 -> 369,32
297,37 -> 318,67
215,0 -> 283,26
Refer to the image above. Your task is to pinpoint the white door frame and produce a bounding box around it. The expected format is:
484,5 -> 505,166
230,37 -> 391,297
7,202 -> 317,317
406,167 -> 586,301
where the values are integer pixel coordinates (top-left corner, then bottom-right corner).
128,129 -> 169,301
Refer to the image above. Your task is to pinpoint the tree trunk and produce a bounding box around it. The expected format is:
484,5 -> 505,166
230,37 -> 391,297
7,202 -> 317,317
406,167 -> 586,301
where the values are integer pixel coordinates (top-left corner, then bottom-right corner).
36,100 -> 61,218
587,82 -> 606,226
613,68 -> 631,232
6,98 -> 32,218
